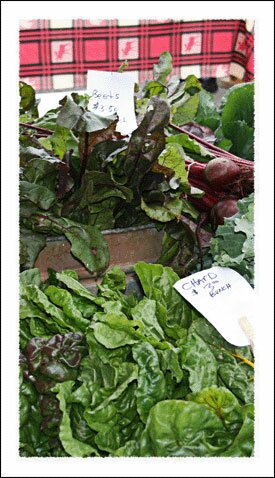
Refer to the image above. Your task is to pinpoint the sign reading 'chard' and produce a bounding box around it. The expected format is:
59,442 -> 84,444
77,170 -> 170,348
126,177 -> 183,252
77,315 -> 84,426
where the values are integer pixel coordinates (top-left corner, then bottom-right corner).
173,266 -> 255,347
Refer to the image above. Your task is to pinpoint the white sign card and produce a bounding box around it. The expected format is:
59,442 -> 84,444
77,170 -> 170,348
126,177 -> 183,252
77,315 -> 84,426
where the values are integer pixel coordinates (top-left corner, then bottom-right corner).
87,70 -> 137,135
173,266 -> 255,346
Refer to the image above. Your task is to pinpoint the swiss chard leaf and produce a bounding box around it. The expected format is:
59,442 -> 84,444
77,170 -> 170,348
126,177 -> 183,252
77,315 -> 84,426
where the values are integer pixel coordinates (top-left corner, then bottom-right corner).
181,332 -> 218,392
140,400 -> 233,457
53,381 -> 99,457
132,342 -> 167,422
134,262 -> 192,340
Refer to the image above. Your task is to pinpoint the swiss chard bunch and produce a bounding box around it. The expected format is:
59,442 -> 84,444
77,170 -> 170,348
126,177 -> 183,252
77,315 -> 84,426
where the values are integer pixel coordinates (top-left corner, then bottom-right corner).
20,263 -> 254,457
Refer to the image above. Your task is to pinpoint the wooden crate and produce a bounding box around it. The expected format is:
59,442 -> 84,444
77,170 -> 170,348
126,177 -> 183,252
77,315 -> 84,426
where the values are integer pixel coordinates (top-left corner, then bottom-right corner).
35,225 -> 164,293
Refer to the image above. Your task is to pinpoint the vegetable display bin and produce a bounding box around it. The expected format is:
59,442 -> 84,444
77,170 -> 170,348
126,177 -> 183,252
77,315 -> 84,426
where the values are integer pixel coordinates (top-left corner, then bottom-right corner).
35,225 -> 164,293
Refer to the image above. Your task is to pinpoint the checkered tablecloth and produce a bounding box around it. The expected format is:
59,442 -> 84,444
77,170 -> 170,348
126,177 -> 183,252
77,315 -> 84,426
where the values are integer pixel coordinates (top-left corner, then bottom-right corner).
19,19 -> 254,93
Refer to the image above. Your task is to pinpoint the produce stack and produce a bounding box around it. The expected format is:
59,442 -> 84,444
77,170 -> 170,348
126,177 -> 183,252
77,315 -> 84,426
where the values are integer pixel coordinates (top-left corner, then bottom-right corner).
19,52 -> 255,457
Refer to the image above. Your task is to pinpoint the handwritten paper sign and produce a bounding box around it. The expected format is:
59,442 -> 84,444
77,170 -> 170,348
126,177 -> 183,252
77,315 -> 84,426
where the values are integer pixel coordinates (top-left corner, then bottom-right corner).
87,70 -> 137,135
173,266 -> 255,346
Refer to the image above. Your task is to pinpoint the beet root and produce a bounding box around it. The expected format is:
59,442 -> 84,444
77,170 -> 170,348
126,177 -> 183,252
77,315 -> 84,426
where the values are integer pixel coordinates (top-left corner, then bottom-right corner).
204,158 -> 240,191
211,198 -> 239,227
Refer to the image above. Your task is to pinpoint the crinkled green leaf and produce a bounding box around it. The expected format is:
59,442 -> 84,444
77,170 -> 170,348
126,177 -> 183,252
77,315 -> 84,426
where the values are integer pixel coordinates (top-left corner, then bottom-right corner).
220,83 -> 254,160
70,403 -> 98,448
49,125 -> 71,159
141,400 -> 233,457
218,363 -> 254,404
222,405 -> 254,457
144,81 -> 166,98
131,298 -> 165,341
56,271 -> 104,305
20,268 -> 42,288
133,342 -> 167,422
56,96 -> 83,130
134,262 -> 191,340
20,298 -> 48,321
45,285 -> 90,331
113,439 -> 141,457
157,348 -> 183,383
100,265 -> 126,292
53,381 -> 98,457
91,313 -> 143,348
187,386 -> 243,432
23,158 -> 59,191
181,332 -> 217,392
23,284 -> 73,331
83,363 -> 138,445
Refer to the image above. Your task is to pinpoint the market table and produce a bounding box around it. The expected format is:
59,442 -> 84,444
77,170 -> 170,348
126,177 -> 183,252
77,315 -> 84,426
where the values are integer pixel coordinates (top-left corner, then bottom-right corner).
19,18 -> 254,93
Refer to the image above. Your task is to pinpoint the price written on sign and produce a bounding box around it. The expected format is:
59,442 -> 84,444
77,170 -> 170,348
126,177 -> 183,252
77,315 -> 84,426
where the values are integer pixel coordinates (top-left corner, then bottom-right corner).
87,70 -> 137,135
181,269 -> 232,298
173,266 -> 255,346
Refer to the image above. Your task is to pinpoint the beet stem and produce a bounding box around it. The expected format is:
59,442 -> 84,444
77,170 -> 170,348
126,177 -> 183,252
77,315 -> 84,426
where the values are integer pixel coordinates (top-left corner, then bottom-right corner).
19,122 -> 54,135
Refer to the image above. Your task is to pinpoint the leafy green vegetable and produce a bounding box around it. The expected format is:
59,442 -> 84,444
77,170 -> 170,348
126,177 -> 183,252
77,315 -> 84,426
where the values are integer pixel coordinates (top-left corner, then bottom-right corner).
20,181 -> 57,210
153,51 -> 172,84
134,262 -> 192,340
222,120 -> 254,160
19,54 -> 254,278
221,83 -> 254,128
19,53 -> 255,457
20,262 -> 254,457
181,331 -> 217,392
195,90 -> 221,131
183,75 -> 202,96
220,82 -> 254,160
140,400 -> 233,457
132,342 -> 167,422
210,194 -> 254,283
53,381 -> 98,457
19,81 -> 39,118
167,132 -> 214,161
131,298 -> 165,341
172,94 -> 200,126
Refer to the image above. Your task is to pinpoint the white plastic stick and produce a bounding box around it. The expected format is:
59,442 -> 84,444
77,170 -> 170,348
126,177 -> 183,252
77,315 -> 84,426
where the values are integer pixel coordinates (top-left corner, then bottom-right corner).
239,316 -> 254,353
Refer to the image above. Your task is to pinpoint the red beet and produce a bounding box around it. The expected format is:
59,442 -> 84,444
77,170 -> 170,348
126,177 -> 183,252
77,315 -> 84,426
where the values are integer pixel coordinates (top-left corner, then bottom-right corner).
204,158 -> 240,191
211,198 -> 239,227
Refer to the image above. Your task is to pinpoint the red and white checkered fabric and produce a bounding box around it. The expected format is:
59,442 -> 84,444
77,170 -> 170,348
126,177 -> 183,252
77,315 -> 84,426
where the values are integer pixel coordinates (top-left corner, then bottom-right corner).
19,19 -> 254,93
